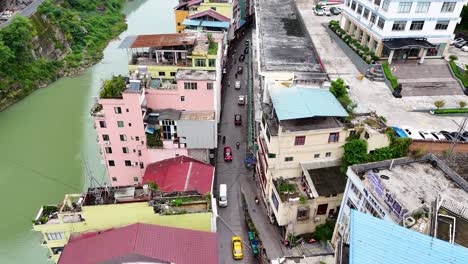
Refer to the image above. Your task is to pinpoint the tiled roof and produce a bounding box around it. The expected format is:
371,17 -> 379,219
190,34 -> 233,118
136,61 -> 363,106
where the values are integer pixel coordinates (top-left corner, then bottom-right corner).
187,9 -> 230,22
59,223 -> 218,264
143,156 -> 214,194
349,210 -> 468,264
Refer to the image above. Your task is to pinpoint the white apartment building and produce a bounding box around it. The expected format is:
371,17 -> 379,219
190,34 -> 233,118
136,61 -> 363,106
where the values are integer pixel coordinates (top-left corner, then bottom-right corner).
340,0 -> 467,63
331,154 -> 468,255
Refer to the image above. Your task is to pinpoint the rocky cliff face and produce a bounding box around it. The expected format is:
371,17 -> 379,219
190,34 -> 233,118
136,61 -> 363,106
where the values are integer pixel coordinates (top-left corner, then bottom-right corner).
29,13 -> 70,60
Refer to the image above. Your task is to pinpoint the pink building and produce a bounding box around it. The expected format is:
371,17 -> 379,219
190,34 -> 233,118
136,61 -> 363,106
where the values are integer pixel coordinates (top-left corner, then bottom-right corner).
92,61 -> 222,186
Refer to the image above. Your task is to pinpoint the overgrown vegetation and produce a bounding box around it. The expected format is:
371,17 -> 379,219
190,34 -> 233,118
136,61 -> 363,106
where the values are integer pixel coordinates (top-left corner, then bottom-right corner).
328,20 -> 379,64
342,129 -> 412,171
382,62 -> 398,89
99,75 -> 126,98
330,78 -> 356,113
146,131 -> 163,148
145,180 -> 159,191
207,33 -> 218,55
313,220 -> 336,242
448,61 -> 468,88
0,0 -> 126,109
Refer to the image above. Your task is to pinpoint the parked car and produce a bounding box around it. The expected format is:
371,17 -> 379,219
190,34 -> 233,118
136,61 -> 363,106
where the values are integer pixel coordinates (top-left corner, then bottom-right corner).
440,131 -> 454,141
455,40 -> 467,48
234,114 -> 242,126
322,7 -> 332,16
402,127 -> 424,140
224,146 -> 232,162
330,7 -> 342,15
314,8 -> 324,16
450,38 -> 465,45
232,236 -> 243,260
235,81 -> 241,90
238,95 -> 245,105
430,132 -> 446,141
462,45 -> 468,52
239,54 -> 245,62
244,47 -> 249,54
391,126 -> 408,138
419,131 -> 437,141
237,66 -> 243,74
450,132 -> 468,141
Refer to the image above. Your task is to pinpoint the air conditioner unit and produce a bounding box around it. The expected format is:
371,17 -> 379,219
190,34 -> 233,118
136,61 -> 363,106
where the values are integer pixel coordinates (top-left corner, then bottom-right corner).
314,216 -> 321,222
104,141 -> 110,145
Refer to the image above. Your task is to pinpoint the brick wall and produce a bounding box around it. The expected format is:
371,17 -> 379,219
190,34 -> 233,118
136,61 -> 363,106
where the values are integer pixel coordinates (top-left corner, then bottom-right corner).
409,140 -> 468,153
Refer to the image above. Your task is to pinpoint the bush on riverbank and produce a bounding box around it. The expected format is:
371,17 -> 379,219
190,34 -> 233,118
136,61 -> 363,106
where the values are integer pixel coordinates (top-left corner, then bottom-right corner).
0,0 -> 126,110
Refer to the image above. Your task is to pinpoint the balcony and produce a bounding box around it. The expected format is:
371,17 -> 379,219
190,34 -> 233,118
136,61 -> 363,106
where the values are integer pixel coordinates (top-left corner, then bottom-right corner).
33,195 -> 85,226
273,177 -> 312,203
130,52 -> 192,67
90,103 -> 104,118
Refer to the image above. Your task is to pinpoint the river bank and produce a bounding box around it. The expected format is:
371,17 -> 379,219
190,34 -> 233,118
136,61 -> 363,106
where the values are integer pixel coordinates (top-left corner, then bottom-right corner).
0,0 -> 176,262
0,0 -> 127,111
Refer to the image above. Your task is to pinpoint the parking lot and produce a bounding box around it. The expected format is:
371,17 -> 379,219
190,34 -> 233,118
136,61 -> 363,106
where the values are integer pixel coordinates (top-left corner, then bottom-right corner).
448,45 -> 468,67
297,0 -> 467,133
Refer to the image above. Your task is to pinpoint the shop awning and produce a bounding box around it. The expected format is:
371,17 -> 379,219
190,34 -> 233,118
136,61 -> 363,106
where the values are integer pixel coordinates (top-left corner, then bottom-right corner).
382,38 -> 435,50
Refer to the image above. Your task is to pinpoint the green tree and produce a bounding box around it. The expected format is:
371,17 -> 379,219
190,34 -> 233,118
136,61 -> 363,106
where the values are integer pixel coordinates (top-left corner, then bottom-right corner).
342,139 -> 368,169
313,220 -> 336,242
434,100 -> 445,109
0,16 -> 35,60
330,78 -> 347,98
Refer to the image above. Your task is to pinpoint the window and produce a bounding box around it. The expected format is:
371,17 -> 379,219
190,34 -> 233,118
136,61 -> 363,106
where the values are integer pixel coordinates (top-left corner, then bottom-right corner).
345,0 -> 350,7
435,21 -> 449,30
122,147 -> 129,154
138,150 -> 142,156
180,96 -> 185,102
382,0 -> 389,11
271,192 -> 279,211
210,7 -> 216,11
266,127 -> 271,142
177,22 -> 181,26
297,207 -> 310,220
120,134 -> 127,141
207,83 -> 214,90
370,13 -> 376,24
51,247 -> 63,255
441,2 -> 456,13
410,21 -> 424,30
268,153 -> 277,158
328,133 -> 340,143
374,0 -> 381,6
108,160 -> 115,167
363,8 -> 370,19
294,136 -> 306,146
316,204 -> 328,215
105,147 -> 112,154
365,200 -> 380,217
398,2 -> 412,13
347,198 -> 357,210
117,121 -> 124,127
99,121 -> 106,128
102,134 -> 110,141
170,72 -> 176,77
125,160 -> 132,166
377,17 -> 385,29
415,2 -> 430,13
357,4 -> 363,14
350,183 -> 363,200
194,59 -> 206,67
126,108 -> 129,112
46,232 -> 65,241
112,177 -> 117,182
326,152 -> 332,157
133,176 -> 139,182
284,157 -> 294,162
392,21 -> 406,31
209,59 -> 216,67
114,107 -> 122,114
158,71 -> 165,76
314,153 -> 320,158
351,1 -> 356,10
184,82 -> 197,90
139,162 -> 144,169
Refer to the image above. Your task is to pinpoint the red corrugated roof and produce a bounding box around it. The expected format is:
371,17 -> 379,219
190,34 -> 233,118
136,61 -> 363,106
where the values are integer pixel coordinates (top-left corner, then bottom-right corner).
143,156 -> 214,194
187,0 -> 203,7
130,33 -> 197,48
187,9 -> 230,22
59,223 -> 218,264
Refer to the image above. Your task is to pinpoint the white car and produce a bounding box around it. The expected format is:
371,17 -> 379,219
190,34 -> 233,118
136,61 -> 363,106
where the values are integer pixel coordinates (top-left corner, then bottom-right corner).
462,46 -> 468,52
322,7 -> 332,16
235,81 -> 241,90
450,38 -> 465,45
430,132 -> 446,141
402,127 -> 424,140
314,8 -> 324,16
419,131 -> 437,141
238,95 -> 245,105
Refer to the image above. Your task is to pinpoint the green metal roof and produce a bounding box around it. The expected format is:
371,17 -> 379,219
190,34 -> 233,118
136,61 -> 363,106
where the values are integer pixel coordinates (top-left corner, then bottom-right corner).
270,87 -> 348,121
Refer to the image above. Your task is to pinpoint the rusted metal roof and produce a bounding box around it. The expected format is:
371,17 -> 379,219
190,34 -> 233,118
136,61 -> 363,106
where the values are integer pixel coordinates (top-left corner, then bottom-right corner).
130,33 -> 197,48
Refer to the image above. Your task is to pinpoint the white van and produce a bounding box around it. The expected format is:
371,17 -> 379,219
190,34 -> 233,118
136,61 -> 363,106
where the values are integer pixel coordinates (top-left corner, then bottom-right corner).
219,184 -> 227,207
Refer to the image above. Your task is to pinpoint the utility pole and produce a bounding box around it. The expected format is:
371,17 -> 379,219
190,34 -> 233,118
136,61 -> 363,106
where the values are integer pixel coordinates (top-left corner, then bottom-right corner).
446,114 -> 468,160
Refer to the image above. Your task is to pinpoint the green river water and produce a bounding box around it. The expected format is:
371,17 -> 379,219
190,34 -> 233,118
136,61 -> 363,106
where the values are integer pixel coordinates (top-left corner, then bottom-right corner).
0,0 -> 176,262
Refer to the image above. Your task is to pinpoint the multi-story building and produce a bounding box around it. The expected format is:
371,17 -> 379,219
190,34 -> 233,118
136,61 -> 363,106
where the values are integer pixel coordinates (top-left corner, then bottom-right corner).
332,154 -> 468,257
340,0 -> 467,63
174,0 -> 233,34
32,182 -> 215,262
182,9 -> 230,33
256,86 -> 350,237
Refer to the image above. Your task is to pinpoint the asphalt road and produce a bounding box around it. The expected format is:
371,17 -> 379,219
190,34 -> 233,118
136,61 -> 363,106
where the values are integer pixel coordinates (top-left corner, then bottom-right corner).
0,0 -> 44,29
216,30 -> 255,264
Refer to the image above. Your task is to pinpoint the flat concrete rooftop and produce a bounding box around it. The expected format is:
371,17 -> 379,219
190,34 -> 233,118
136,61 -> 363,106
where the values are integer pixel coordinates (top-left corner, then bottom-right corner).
176,69 -> 216,81
255,0 -> 324,74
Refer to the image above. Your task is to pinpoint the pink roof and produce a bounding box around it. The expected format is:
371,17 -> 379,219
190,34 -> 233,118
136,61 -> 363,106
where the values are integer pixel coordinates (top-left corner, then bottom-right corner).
187,9 -> 230,22
59,223 -> 218,264
143,156 -> 214,194
187,0 -> 203,7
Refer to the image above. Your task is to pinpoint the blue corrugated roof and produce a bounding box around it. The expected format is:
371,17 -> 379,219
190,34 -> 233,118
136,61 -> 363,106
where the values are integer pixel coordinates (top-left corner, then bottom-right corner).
270,87 -> 348,120
200,20 -> 229,28
349,210 -> 468,264
182,19 -> 201,27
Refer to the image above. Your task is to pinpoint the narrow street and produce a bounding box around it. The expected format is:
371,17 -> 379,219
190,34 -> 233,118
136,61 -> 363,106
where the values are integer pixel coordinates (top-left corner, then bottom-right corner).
216,30 -> 255,264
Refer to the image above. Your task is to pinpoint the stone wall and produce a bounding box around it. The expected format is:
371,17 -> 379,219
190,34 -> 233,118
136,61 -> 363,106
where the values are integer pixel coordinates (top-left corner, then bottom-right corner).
409,140 -> 468,154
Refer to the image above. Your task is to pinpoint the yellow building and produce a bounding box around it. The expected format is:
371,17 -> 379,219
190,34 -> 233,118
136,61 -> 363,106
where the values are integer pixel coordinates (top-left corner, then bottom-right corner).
32,186 -> 213,263
174,0 -> 233,33
121,32 -> 223,79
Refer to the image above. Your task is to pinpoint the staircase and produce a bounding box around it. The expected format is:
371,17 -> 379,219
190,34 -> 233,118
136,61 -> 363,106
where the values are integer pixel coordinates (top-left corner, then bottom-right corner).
365,64 -> 385,82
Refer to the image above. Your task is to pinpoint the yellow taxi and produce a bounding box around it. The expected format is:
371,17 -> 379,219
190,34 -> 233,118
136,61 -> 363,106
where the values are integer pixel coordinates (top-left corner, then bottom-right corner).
231,236 -> 243,260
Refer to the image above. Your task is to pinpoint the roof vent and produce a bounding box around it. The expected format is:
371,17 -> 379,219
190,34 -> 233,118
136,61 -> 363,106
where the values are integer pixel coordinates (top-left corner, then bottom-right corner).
380,175 -> 390,180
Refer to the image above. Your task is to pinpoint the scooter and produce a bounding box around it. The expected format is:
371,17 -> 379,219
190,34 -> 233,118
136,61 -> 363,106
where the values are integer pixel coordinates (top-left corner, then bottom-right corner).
236,142 -> 240,149
222,136 -> 226,144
